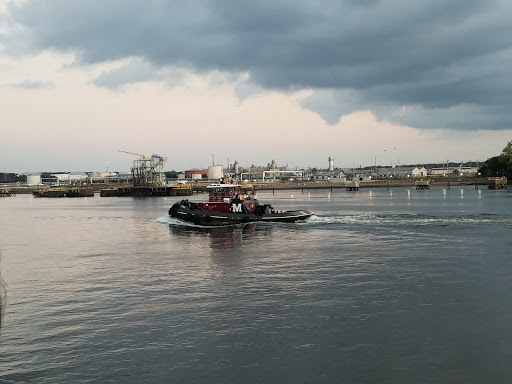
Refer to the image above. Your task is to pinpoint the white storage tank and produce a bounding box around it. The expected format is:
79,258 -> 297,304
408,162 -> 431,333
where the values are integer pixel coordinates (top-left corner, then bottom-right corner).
27,174 -> 42,186
191,173 -> 202,180
208,165 -> 224,180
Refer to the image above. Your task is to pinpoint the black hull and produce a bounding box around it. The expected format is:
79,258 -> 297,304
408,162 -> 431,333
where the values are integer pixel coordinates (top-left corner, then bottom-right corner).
168,202 -> 312,226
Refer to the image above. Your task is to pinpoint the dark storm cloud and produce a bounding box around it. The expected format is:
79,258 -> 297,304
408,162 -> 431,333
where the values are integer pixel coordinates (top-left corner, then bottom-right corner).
3,0 -> 512,129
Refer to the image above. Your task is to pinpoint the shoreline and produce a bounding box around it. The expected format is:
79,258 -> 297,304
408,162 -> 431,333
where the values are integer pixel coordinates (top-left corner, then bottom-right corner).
2,177 -> 497,196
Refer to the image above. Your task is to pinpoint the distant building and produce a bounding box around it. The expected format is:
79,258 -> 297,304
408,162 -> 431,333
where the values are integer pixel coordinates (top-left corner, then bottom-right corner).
245,160 -> 288,180
311,170 -> 346,182
328,156 -> 334,171
412,167 -> 427,178
430,168 -> 453,176
429,167 -> 479,176
458,167 -> 479,176
184,169 -> 208,179
27,174 -> 42,186
352,172 -> 372,182
53,173 -> 88,185
370,166 -> 411,178
0,173 -> 16,183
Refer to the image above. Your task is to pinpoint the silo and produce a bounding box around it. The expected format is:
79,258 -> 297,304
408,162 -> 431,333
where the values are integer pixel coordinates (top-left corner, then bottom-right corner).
328,156 -> 334,171
208,165 -> 224,180
27,174 -> 42,186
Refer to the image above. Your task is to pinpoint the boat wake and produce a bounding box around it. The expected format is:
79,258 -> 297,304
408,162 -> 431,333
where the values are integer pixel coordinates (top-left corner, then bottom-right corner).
156,215 -> 216,228
301,212 -> 512,228
157,212 -> 511,230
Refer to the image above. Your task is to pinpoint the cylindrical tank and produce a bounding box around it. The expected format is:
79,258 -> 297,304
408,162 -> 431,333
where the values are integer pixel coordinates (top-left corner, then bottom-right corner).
328,156 -> 334,171
208,165 -> 224,180
27,174 -> 42,185
191,173 -> 202,180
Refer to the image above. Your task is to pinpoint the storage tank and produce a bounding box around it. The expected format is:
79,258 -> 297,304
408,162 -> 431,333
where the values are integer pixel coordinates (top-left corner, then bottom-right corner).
191,173 -> 202,180
27,174 -> 42,186
208,165 -> 224,180
328,156 -> 334,171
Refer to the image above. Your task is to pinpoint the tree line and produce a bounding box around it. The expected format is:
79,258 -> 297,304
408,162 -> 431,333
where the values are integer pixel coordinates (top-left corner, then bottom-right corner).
478,141 -> 512,178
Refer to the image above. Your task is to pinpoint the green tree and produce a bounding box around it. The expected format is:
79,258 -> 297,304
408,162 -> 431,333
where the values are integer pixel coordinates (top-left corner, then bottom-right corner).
15,174 -> 27,182
502,140 -> 512,157
164,170 -> 179,178
479,140 -> 512,178
502,140 -> 512,166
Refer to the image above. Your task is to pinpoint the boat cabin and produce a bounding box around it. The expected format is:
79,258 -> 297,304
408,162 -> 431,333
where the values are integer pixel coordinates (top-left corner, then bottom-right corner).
198,184 -> 256,214
206,184 -> 242,202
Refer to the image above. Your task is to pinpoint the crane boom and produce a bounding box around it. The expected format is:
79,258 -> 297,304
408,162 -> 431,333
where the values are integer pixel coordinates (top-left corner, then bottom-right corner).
118,150 -> 146,160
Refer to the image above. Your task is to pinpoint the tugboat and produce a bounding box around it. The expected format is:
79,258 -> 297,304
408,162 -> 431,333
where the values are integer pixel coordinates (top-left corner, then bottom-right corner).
168,183 -> 313,226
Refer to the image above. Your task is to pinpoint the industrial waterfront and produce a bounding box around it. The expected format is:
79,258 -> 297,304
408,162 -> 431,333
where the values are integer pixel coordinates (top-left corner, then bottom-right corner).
2,151 -> 507,201
0,154 -> 489,192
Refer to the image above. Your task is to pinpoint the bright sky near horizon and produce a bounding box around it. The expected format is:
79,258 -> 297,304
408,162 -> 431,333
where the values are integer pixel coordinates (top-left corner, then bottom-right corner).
1,0 -> 511,173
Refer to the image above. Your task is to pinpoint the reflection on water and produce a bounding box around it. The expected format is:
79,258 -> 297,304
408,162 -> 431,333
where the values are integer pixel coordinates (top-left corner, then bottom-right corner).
168,222 -> 276,261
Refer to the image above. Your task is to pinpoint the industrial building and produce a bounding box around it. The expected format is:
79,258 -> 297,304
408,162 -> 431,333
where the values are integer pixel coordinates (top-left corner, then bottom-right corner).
184,169 -> 208,180
0,173 -> 16,183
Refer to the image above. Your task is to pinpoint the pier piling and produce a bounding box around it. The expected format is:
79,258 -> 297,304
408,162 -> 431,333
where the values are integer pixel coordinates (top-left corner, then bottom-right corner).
488,177 -> 508,189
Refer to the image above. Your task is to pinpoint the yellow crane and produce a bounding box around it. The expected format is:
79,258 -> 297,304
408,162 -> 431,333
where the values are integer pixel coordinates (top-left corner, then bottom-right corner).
118,150 -> 146,160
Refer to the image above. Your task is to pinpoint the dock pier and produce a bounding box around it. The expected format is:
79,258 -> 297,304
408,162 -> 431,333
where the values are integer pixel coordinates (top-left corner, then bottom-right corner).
415,180 -> 431,190
345,181 -> 360,191
100,185 -> 193,197
0,188 -> 13,197
488,177 -> 508,189
33,187 -> 94,198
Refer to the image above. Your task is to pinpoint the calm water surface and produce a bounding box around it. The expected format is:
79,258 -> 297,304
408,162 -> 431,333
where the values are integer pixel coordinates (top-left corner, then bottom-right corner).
1,186 -> 512,383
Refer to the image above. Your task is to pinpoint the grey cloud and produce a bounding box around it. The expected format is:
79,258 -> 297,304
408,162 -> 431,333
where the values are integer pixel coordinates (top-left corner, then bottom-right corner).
3,0 -> 512,129
11,80 -> 55,89
92,60 -> 158,89
300,89 -> 367,125
389,104 -> 512,131
233,80 -> 265,102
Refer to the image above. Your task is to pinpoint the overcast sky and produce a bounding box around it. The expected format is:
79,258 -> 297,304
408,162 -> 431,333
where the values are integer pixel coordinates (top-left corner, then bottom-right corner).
1,0 -> 511,173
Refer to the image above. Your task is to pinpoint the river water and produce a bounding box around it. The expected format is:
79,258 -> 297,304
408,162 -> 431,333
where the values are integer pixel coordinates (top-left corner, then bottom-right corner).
1,186 -> 511,383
